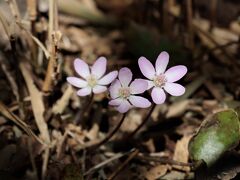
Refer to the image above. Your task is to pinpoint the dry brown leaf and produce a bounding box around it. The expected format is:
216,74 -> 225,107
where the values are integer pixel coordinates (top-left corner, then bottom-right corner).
20,62 -> 50,144
173,135 -> 192,171
142,138 -> 155,153
86,123 -> 99,140
20,62 -> 50,178
230,21 -> 240,35
161,170 -> 187,180
193,18 -> 237,65
52,85 -> 73,114
166,100 -> 190,118
144,165 -> 168,180
120,110 -> 142,132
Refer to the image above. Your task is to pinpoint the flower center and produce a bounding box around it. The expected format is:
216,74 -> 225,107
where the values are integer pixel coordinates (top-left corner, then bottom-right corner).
87,75 -> 97,88
118,87 -> 131,99
153,74 -> 167,87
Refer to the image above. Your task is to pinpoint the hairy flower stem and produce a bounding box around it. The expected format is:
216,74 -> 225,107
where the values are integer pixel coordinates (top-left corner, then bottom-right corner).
76,93 -> 94,125
128,104 -> 156,138
91,113 -> 127,150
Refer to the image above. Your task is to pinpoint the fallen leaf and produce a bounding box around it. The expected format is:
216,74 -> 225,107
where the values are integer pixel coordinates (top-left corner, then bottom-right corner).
20,62 -> 50,144
144,165 -> 168,180
20,62 -> 50,178
120,109 -> 142,132
52,85 -> 73,114
166,100 -> 190,118
173,135 -> 192,171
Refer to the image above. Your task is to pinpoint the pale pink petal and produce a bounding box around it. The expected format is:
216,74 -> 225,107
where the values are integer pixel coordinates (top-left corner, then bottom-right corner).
130,79 -> 148,94
77,87 -> 91,96
109,80 -> 121,99
138,56 -> 155,79
146,80 -> 155,90
98,71 -> 118,85
74,58 -> 90,79
155,51 -> 169,75
67,77 -> 87,88
93,85 -> 107,94
109,98 -> 123,106
129,95 -> 151,108
119,67 -> 132,87
164,65 -> 187,83
116,100 -> 132,113
151,87 -> 166,104
164,82 -> 185,96
91,57 -> 107,79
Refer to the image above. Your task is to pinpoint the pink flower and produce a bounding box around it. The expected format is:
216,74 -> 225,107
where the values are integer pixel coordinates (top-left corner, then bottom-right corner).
109,67 -> 151,113
67,57 -> 118,96
138,51 -> 187,104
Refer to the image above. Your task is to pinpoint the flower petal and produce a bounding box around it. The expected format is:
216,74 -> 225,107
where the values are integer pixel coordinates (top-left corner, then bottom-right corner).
116,100 -> 132,113
77,87 -> 91,96
151,87 -> 166,104
129,95 -> 151,108
138,56 -> 155,79
130,79 -> 148,94
155,51 -> 169,75
66,77 -> 87,88
74,58 -> 90,79
164,82 -> 185,96
109,79 -> 121,99
109,98 -> 123,106
91,57 -> 107,79
93,85 -> 107,94
98,71 -> 118,85
164,65 -> 187,83
146,80 -> 155,90
119,67 -> 132,87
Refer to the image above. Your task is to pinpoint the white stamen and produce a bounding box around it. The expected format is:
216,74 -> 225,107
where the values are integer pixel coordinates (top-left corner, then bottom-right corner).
153,74 -> 167,87
118,87 -> 131,99
87,75 -> 97,88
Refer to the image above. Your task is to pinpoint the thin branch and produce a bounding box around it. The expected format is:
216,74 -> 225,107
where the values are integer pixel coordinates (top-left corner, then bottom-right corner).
127,104 -> 156,139
108,149 -> 139,180
88,113 -> 127,151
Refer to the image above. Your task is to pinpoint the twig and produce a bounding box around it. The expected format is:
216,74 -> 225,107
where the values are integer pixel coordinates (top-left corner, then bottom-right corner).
127,104 -> 156,139
16,21 -> 50,59
210,0 -> 217,31
0,101 -> 44,145
42,0 -> 60,93
84,150 -> 135,176
56,131 -> 68,160
27,0 -> 37,34
108,149 -> 139,180
137,155 -> 193,167
186,0 -> 194,49
88,113 -> 127,151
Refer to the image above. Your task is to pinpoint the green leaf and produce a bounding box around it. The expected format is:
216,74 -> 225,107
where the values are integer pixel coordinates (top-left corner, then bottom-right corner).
188,109 -> 240,167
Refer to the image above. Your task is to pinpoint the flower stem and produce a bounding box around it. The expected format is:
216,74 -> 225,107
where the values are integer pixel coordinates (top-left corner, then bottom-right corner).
128,104 -> 156,139
76,93 -> 94,125
91,113 -> 127,150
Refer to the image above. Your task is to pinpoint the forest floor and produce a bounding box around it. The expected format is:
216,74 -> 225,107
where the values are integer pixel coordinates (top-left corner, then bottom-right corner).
0,0 -> 240,179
